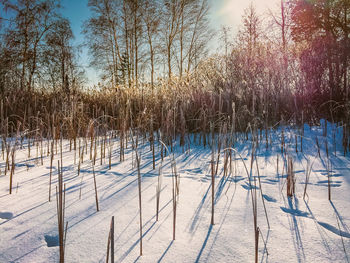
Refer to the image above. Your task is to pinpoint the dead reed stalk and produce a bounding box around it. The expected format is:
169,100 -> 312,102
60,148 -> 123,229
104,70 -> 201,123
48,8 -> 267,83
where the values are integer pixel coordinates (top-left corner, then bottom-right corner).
56,160 -> 67,263
210,122 -> 215,225
156,158 -> 163,222
130,128 -> 143,256
287,157 -> 295,197
9,145 -> 15,194
106,216 -> 114,263
159,139 -> 178,240
49,140 -> 54,201
92,166 -> 99,212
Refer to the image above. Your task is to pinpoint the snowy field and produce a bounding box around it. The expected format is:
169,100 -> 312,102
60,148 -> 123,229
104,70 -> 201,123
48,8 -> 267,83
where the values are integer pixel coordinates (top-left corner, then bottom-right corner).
1,122 -> 350,263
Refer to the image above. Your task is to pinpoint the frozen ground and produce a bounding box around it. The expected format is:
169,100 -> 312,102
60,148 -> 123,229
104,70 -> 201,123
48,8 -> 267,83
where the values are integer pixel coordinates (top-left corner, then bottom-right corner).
0,121 -> 350,262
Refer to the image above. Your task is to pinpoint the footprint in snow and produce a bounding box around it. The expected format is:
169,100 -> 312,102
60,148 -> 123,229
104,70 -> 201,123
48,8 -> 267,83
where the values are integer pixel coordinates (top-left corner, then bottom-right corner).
44,235 -> 59,247
0,212 -> 13,220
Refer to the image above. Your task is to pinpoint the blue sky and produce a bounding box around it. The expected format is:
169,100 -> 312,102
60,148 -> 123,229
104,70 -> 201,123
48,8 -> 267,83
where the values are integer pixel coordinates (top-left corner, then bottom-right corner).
60,0 -> 99,84
60,0 -> 280,85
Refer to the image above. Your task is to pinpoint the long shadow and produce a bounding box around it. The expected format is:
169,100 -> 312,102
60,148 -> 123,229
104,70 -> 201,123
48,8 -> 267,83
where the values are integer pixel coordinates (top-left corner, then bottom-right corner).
157,240 -> 174,263
282,196 -> 306,262
188,184 -> 211,233
330,200 -> 349,232
10,245 -> 44,262
133,255 -> 141,263
148,185 -> 167,202
123,157 -> 163,177
12,229 -> 30,240
102,178 -> 138,201
304,200 -> 331,254
214,175 -> 229,204
195,224 -> 213,263
99,174 -> 132,199
0,201 -> 46,226
144,199 -> 172,226
45,176 -> 122,223
118,199 -> 172,250
317,221 -> 350,238
67,210 -> 98,229
118,221 -> 157,262
325,155 -> 350,185
115,213 -> 139,244
68,180 -> 160,240
147,210 -> 173,241
181,150 -> 210,170
205,185 -> 236,261
260,229 -> 271,263
0,193 -> 10,199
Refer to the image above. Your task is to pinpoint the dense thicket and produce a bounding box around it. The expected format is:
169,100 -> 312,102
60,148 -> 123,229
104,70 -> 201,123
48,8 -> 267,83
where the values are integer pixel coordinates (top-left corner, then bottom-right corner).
0,0 -> 349,152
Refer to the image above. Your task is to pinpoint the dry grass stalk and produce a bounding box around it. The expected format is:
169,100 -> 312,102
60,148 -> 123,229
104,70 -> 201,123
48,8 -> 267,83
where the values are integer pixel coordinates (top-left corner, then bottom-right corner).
287,157 -> 295,197
210,122 -> 215,225
327,159 -> 332,201
150,117 -> 155,170
250,143 -> 259,263
281,129 -> 285,155
159,139 -> 178,240
156,158 -> 163,222
100,136 -> 103,166
56,160 -> 67,263
316,137 -> 321,158
255,156 -> 270,229
130,128 -> 143,256
223,146 -> 259,261
303,156 -> 316,200
49,140 -> 54,202
303,159 -> 311,200
106,216 -> 114,263
92,166 -> 99,212
5,143 -> 10,175
215,124 -> 222,176
108,136 -> 113,170
9,145 -> 15,194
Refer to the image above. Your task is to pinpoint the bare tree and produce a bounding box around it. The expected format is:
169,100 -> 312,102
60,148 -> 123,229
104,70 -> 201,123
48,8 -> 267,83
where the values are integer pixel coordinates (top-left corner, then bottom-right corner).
1,0 -> 60,91
237,3 -> 262,115
162,0 -> 182,79
142,0 -> 160,89
42,18 -> 83,93
84,0 -> 122,88
184,0 -> 211,74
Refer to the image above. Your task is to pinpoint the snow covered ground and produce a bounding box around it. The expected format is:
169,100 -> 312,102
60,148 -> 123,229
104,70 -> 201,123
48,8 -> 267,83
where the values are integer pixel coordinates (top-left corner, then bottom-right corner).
0,121 -> 349,262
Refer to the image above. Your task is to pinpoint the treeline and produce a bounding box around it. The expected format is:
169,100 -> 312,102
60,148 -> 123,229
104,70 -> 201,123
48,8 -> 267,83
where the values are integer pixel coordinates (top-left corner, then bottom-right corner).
0,0 -> 349,152
83,0 -> 211,88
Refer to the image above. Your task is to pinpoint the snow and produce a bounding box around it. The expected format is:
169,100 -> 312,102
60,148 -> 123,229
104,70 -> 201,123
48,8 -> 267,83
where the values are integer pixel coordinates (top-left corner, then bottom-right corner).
0,121 -> 349,262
